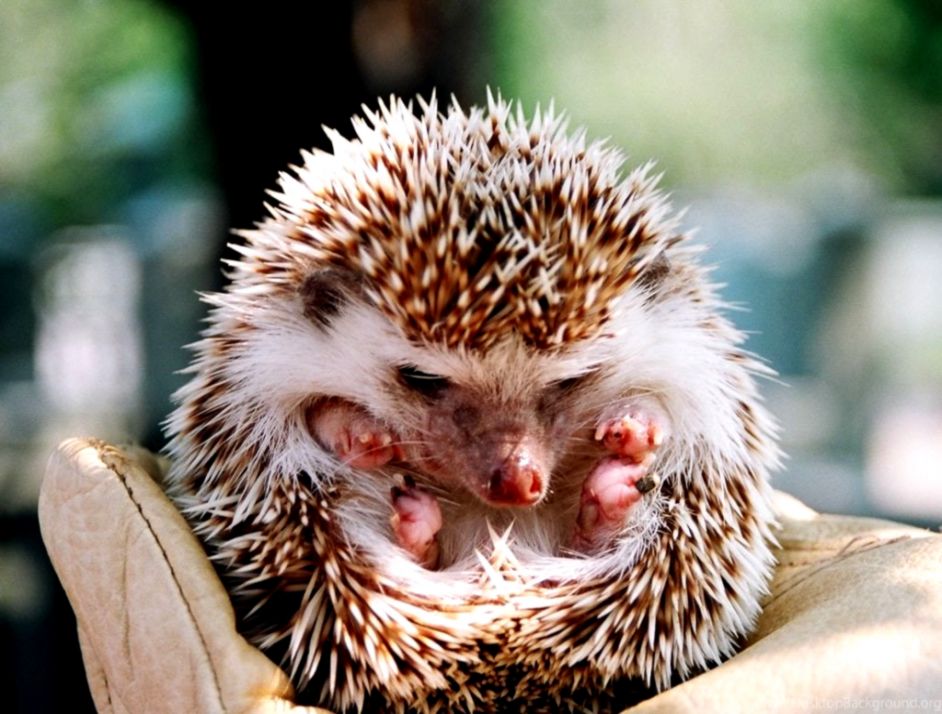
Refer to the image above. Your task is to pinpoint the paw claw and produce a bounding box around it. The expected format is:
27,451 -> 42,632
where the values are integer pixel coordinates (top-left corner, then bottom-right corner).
651,426 -> 663,447
594,422 -> 607,441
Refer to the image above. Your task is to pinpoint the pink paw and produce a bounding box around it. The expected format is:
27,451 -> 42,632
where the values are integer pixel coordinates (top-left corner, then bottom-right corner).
594,402 -> 668,465
572,457 -> 655,552
390,478 -> 442,568
307,399 -> 405,469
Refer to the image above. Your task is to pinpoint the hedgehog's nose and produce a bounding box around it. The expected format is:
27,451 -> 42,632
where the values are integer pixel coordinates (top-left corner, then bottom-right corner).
484,444 -> 546,507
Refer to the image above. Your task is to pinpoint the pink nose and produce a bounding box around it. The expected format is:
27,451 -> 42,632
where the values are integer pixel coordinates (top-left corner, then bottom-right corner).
485,449 -> 545,506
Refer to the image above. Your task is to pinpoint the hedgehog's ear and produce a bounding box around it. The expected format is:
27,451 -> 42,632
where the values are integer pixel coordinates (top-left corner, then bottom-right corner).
298,268 -> 363,329
634,252 -> 672,298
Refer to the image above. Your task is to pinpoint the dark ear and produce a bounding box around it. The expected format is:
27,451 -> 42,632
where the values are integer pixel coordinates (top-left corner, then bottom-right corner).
299,268 -> 362,328
635,252 -> 672,297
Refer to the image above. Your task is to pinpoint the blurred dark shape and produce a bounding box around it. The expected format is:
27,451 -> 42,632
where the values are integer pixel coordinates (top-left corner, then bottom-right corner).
0,194 -> 46,382
1,515 -> 93,714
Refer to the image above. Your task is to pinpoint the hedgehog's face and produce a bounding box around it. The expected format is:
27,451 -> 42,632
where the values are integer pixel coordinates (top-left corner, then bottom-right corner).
389,360 -> 592,507
277,268 -> 620,509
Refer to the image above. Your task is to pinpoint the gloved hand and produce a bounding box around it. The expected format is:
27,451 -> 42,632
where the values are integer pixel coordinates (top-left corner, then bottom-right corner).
40,438 -> 942,713
40,438 -> 329,714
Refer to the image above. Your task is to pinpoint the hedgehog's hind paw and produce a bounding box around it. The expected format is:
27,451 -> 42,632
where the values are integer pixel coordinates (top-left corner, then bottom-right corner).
571,457 -> 650,553
390,479 -> 442,568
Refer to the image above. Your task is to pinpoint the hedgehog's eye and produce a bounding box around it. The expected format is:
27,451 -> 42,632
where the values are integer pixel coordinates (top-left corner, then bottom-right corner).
550,373 -> 592,393
397,365 -> 450,397
554,376 -> 584,392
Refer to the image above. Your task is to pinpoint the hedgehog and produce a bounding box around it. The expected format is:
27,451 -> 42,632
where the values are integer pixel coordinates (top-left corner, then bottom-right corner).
164,93 -> 779,713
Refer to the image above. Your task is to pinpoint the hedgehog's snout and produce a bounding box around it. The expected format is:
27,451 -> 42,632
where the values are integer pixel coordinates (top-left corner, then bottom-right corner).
479,436 -> 548,507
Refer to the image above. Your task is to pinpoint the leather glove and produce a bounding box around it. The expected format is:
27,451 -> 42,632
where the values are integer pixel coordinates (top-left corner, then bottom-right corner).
40,438 -> 942,713
40,438 -> 328,714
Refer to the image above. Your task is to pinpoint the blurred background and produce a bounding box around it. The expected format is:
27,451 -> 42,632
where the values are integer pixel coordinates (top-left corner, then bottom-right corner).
1,0 -> 940,710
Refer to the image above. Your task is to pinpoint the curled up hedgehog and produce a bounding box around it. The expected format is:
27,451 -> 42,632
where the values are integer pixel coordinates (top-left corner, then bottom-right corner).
164,94 -> 779,712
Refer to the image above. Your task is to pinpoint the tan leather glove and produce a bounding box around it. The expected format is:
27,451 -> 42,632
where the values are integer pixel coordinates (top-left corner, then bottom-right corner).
631,492 -> 942,712
40,438 -> 329,714
40,438 -> 942,713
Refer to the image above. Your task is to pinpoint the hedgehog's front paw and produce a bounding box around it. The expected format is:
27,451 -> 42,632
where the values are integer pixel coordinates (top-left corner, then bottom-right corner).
390,478 -> 442,568
572,457 -> 655,552
307,399 -> 405,469
594,401 -> 669,466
